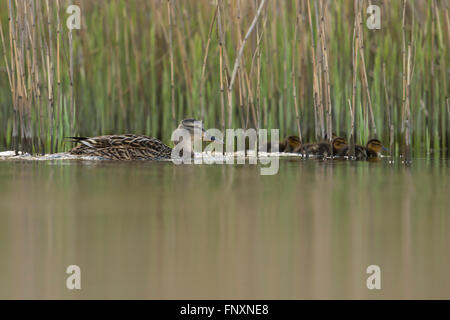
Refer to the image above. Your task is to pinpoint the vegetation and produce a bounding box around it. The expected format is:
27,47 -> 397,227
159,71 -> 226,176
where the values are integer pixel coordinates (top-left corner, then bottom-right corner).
0,0 -> 448,156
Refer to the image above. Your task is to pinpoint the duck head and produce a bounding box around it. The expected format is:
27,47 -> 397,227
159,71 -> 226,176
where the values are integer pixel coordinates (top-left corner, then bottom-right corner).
177,118 -> 222,143
283,136 -> 302,152
332,137 -> 347,153
366,138 -> 387,157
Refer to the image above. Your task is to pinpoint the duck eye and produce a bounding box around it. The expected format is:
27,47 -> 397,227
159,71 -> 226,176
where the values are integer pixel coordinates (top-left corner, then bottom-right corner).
211,136 -> 216,141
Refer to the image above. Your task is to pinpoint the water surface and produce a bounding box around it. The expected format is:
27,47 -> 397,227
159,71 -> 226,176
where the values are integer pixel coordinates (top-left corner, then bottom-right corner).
0,157 -> 449,299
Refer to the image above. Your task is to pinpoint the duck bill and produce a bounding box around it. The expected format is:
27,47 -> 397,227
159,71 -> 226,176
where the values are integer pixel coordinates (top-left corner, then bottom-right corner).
202,132 -> 224,144
212,137 -> 224,144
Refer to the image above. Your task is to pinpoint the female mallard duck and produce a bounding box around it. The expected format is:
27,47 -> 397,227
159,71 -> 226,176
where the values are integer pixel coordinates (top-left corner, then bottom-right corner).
337,138 -> 387,160
260,135 -> 301,153
300,136 -> 347,157
69,119 -> 214,160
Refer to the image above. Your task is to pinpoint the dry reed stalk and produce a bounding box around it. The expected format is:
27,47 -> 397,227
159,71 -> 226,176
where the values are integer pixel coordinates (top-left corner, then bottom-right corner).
445,5 -> 450,47
430,0 -> 436,146
56,0 -> 61,145
17,1 -> 29,150
226,76 -> 233,128
225,0 -> 237,129
123,6 -> 134,110
241,61 -> 258,129
383,63 -> 394,155
348,98 -> 354,144
248,12 -> 266,81
217,1 -> 226,133
25,2 -> 34,151
167,0 -> 176,126
297,4 -> 306,136
199,4 -> 218,120
0,13 -> 12,92
405,1 -> 416,161
228,0 -> 267,128
233,0 -> 243,128
234,0 -> 247,129
114,8 -> 126,130
405,42 -> 412,161
8,0 -> 18,152
349,0 -> 359,157
401,0 -> 407,135
224,69 -> 233,132
314,0 -> 325,139
356,4 -> 376,137
292,11 -> 302,143
45,0 -> 55,152
401,0 -> 414,160
319,0 -> 332,144
255,2 -> 263,131
236,68 -> 245,129
68,2 -> 74,136
128,5 -> 144,104
33,0 -> 44,151
269,0 -> 279,101
306,0 -> 320,141
446,98 -> 450,120
0,1 -> 16,143
281,0 -> 288,132
10,3 -> 24,150
243,67 -> 251,129
174,13 -> 194,114
434,0 -> 446,147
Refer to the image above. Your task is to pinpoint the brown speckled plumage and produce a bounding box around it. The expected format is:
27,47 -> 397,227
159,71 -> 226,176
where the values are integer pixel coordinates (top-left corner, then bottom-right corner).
336,138 -> 386,160
69,134 -> 173,160
300,137 -> 347,157
261,136 -> 301,153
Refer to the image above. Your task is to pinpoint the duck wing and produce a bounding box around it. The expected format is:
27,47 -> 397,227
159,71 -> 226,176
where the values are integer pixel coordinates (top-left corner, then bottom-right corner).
355,145 -> 368,159
69,134 -> 172,160
336,145 -> 349,157
335,144 -> 367,159
303,141 -> 331,156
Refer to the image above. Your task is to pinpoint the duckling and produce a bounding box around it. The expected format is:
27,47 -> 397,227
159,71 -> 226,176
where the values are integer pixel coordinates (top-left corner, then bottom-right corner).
292,132 -> 338,154
365,139 -> 387,158
280,136 -> 302,153
336,138 -> 387,160
300,136 -> 347,158
69,118 -> 215,160
261,135 -> 301,153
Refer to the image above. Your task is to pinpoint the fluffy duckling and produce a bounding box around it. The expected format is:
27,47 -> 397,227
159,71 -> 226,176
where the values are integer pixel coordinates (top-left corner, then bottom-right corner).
337,138 -> 387,159
261,135 -> 301,153
280,136 -> 302,153
300,137 -> 347,157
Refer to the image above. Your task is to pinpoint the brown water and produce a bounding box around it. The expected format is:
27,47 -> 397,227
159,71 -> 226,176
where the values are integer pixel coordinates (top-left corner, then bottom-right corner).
0,157 -> 449,299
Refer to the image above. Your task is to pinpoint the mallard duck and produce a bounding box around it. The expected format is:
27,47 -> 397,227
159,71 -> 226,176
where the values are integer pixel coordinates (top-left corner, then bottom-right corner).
68,118 -> 215,160
260,135 -> 301,153
299,136 -> 347,157
337,138 -> 387,160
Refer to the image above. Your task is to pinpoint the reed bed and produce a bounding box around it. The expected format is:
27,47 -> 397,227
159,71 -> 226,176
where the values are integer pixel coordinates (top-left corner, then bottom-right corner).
0,0 -> 448,156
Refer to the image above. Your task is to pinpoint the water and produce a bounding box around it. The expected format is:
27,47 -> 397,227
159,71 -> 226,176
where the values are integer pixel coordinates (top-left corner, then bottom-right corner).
0,156 -> 449,299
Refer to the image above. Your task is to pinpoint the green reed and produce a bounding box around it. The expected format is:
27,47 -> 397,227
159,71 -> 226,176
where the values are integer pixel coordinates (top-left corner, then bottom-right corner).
0,0 -> 448,156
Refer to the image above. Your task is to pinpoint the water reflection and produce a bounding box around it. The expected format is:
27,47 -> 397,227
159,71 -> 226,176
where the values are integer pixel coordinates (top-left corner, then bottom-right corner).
0,158 -> 449,299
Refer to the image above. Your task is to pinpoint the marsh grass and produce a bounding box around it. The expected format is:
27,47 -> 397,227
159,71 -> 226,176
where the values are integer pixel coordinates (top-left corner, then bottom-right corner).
0,0 -> 448,156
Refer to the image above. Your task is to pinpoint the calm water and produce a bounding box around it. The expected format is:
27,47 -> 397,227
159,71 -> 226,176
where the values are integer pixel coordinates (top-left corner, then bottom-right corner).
0,157 -> 449,299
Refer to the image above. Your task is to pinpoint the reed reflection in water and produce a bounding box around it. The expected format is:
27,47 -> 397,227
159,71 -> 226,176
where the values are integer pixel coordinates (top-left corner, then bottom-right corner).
0,158 -> 449,299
